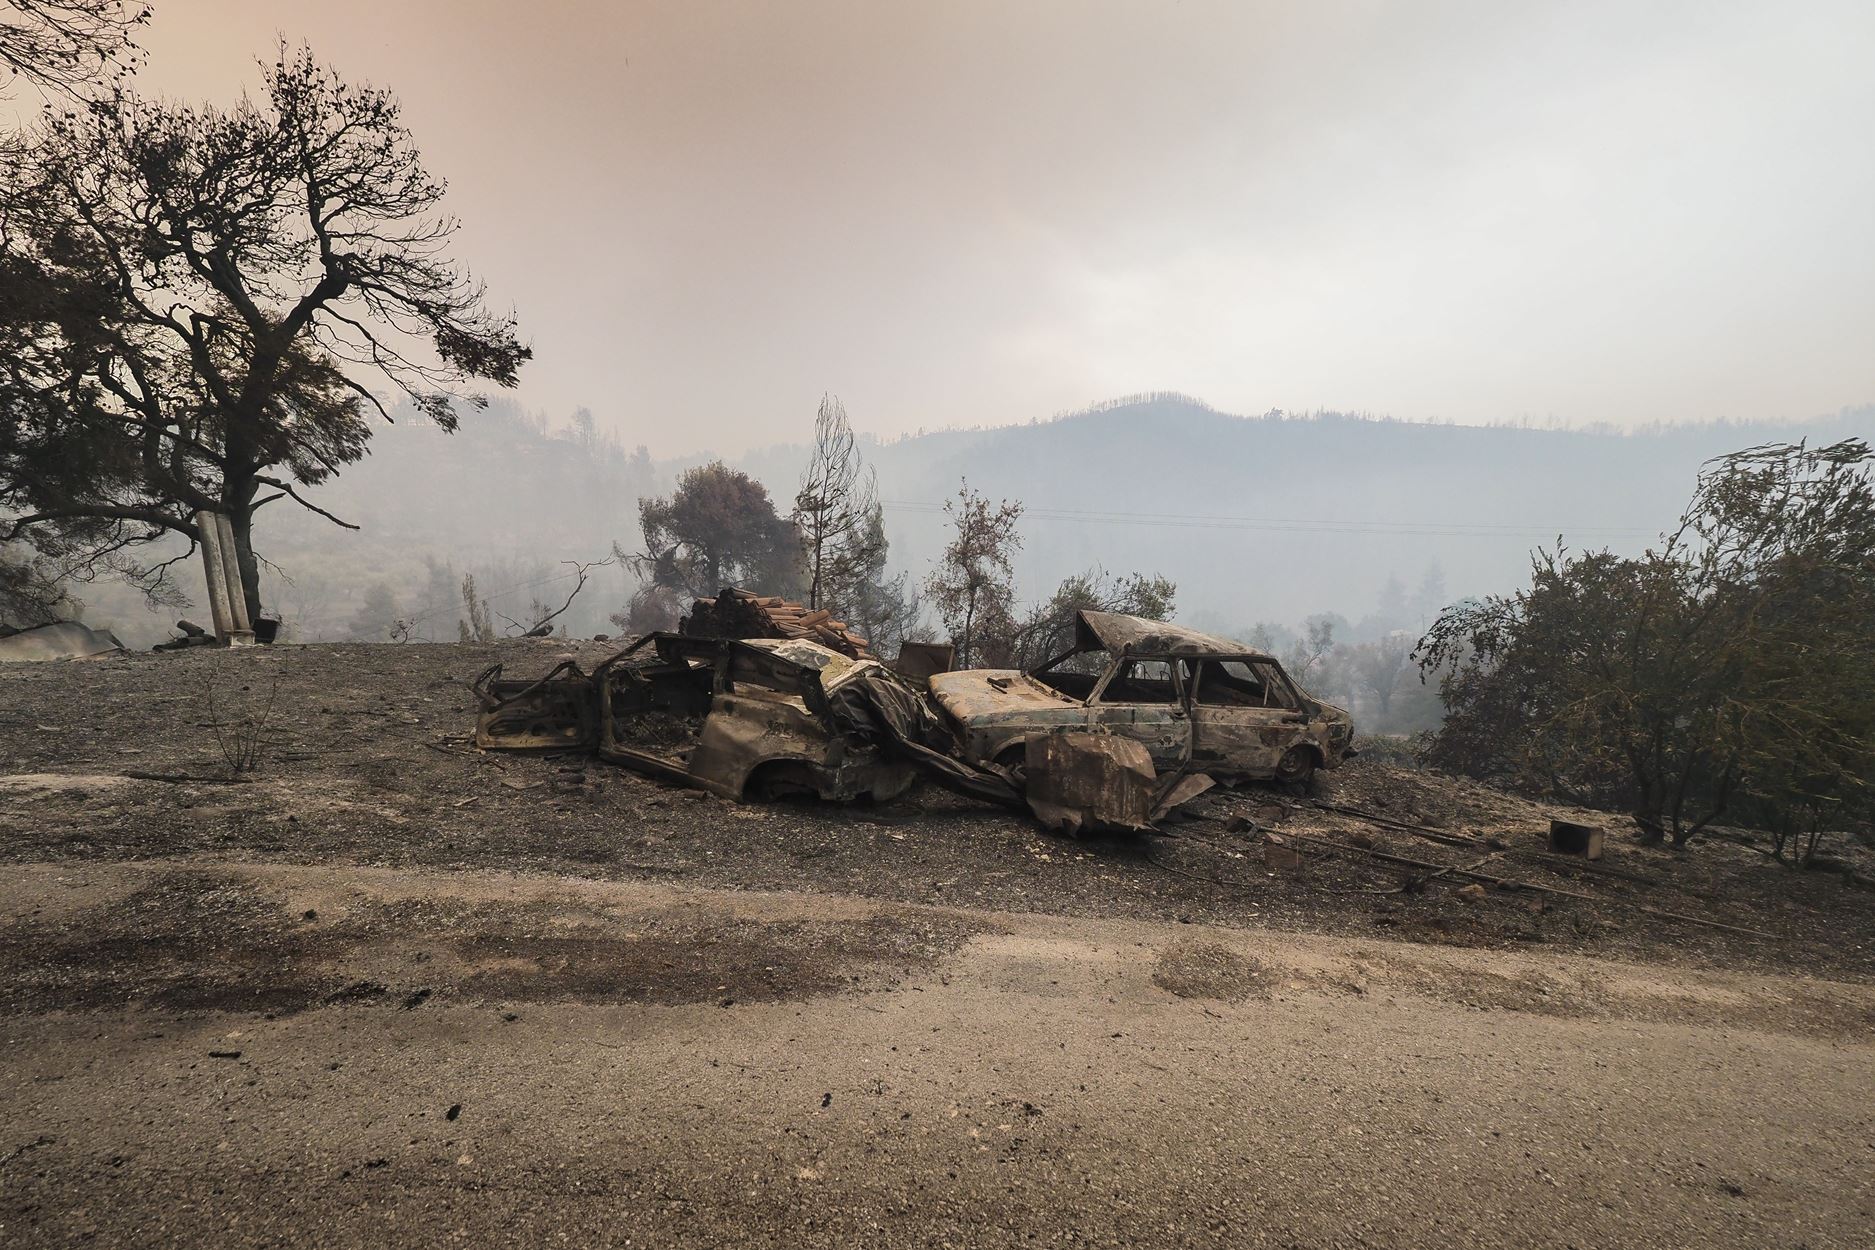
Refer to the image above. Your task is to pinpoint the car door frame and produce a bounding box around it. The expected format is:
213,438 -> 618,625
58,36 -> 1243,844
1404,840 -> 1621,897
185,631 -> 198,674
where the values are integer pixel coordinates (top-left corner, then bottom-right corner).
1085,650 -> 1191,767
1182,655 -> 1310,778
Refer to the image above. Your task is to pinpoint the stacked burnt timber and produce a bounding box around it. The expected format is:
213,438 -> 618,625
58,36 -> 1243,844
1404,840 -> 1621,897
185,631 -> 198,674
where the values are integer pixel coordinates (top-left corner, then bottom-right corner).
679,587 -> 873,659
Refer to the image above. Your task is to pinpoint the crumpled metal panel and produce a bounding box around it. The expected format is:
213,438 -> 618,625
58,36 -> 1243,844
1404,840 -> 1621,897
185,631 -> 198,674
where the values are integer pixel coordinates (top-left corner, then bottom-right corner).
686,689 -> 916,802
1020,732 -> 1216,835
472,662 -> 596,751
581,635 -> 918,802
1023,732 -> 1158,835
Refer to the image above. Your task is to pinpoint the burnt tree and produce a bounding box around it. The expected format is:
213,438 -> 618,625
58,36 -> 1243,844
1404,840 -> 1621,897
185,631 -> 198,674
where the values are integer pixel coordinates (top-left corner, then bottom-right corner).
925,481 -> 1022,669
793,394 -> 879,611
627,461 -> 803,609
0,0 -> 145,95
0,46 -> 527,620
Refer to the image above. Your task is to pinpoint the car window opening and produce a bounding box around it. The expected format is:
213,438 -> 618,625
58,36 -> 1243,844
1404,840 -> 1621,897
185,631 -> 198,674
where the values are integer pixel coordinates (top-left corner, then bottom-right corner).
1100,658 -> 1179,704
1030,648 -> 1107,699
1188,659 -> 1298,709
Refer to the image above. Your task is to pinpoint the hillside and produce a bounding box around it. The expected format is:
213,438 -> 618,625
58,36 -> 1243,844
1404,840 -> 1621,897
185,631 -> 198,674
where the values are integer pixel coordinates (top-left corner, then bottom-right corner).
744,395 -> 1873,631
68,395 -> 1872,646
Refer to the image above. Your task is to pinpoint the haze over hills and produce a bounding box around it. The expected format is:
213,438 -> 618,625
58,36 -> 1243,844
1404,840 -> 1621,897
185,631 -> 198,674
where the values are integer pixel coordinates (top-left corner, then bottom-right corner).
741,395 -> 1875,631
76,395 -> 1872,648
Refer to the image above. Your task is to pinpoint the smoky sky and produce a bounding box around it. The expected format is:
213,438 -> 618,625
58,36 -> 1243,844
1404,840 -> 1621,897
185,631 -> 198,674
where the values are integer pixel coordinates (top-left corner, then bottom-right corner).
98,1 -> 1875,451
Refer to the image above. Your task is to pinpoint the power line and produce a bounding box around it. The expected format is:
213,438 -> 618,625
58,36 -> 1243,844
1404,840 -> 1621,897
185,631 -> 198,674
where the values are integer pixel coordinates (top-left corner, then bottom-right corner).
879,499 -> 1655,540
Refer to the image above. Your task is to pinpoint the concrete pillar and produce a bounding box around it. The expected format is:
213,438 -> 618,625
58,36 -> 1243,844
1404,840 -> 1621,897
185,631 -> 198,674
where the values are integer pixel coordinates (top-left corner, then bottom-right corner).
213,512 -> 252,634
194,510 -> 235,640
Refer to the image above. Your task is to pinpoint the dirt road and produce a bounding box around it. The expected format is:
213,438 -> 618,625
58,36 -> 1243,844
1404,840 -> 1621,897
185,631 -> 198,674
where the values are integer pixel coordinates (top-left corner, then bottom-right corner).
3,859 -> 1872,1249
4,643 -> 1873,1246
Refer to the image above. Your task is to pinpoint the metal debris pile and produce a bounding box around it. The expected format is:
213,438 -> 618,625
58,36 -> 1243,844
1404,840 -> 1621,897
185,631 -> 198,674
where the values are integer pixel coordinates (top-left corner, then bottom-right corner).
472,600 -> 1362,836
472,630 -> 1219,834
680,588 -> 874,658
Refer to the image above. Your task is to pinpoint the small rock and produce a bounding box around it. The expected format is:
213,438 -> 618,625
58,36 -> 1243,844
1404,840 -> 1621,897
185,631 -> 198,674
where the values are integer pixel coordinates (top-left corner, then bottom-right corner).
1455,883 -> 1487,903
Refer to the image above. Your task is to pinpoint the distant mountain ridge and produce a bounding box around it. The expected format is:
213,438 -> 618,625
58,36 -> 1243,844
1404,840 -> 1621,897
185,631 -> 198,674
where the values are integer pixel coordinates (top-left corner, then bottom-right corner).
84,394 -> 1870,645
728,395 -> 1871,629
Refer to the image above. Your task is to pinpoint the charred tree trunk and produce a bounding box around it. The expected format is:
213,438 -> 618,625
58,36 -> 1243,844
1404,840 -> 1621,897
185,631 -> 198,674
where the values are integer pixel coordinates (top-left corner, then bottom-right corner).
226,500 -> 263,626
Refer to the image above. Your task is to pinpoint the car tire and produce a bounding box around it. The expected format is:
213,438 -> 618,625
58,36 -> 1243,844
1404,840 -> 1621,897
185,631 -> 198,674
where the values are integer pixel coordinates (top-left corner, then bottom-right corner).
1274,745 -> 1316,786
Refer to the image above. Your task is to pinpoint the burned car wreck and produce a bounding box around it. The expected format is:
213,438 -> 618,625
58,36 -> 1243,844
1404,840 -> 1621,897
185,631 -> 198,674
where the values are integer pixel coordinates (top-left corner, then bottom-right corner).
473,609 -> 1353,834
928,611 -> 1355,786
475,633 -> 925,802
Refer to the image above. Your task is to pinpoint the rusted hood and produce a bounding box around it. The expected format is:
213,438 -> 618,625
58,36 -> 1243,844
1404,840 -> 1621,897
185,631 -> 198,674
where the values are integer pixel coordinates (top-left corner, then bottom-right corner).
1074,611 -> 1271,659
927,669 -> 1080,723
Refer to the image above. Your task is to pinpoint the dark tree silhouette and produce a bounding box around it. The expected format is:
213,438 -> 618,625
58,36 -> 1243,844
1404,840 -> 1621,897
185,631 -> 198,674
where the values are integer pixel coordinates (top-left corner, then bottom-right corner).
793,394 -> 880,611
0,0 -> 145,95
1419,439 -> 1875,853
628,461 -> 802,606
0,46 -> 528,619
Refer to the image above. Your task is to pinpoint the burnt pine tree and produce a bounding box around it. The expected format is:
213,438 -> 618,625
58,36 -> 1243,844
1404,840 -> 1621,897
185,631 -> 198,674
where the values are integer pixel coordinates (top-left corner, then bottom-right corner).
793,394 -> 880,611
0,46 -> 528,621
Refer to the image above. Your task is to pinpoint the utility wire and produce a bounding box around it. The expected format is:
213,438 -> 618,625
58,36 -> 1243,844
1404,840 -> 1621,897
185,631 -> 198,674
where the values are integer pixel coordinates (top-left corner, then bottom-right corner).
880,499 -> 1654,539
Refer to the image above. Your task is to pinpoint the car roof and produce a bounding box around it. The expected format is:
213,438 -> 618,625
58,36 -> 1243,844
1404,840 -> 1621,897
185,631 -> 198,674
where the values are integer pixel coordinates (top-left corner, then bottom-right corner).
1075,611 -> 1276,661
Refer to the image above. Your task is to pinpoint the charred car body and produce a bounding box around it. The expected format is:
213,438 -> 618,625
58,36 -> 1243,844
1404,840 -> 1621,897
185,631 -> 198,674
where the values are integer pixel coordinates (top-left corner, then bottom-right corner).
927,611 -> 1354,785
475,633 -> 918,802
474,609 -> 1352,831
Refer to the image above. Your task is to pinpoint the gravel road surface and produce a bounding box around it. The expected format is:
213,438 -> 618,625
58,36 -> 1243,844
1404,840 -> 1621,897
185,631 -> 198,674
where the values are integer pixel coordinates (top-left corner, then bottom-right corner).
2,861 -> 1871,1249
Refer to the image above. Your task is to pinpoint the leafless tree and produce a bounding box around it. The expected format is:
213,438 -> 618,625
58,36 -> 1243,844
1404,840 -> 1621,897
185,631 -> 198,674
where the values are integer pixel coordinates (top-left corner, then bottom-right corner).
794,395 -> 881,611
925,481 -> 1023,669
495,555 -> 614,636
1285,615 -> 1335,683
1353,633 -> 1412,724
0,0 -> 146,96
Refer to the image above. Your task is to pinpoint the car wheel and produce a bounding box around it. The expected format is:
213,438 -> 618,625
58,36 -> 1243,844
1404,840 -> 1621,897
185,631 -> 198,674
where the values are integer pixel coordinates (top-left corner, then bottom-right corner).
993,745 -> 1028,785
745,761 -> 819,801
1274,745 -> 1316,786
